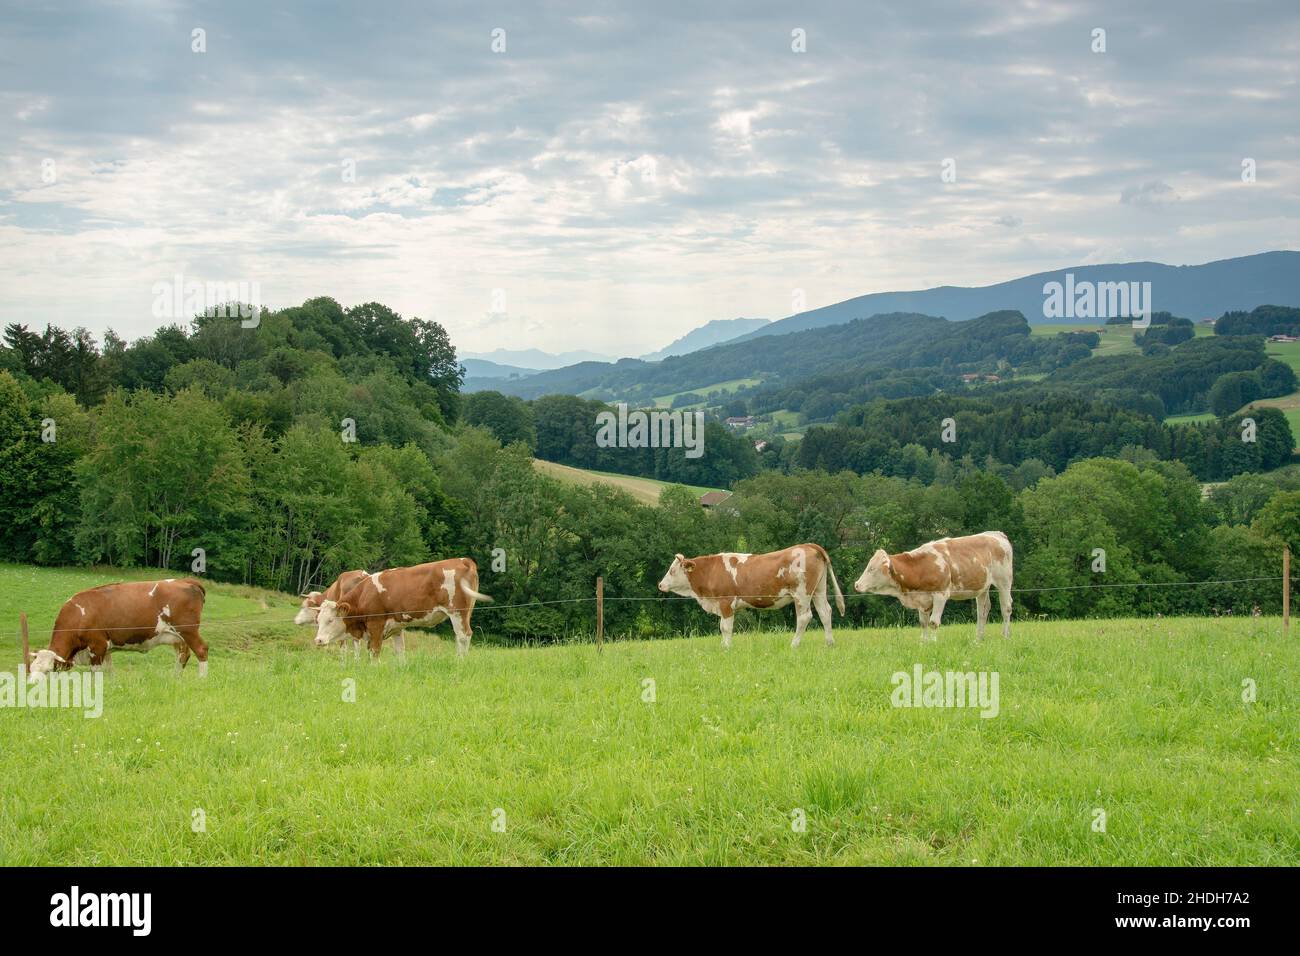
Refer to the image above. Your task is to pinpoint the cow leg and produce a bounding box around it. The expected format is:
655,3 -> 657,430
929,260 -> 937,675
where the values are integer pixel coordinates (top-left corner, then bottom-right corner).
179,626 -> 209,676
998,584 -> 1012,639
813,592 -> 835,647
174,641 -> 190,674
719,612 -> 734,649
367,629 -> 384,662
451,612 -> 472,658
88,636 -> 111,672
929,595 -> 947,641
352,637 -> 363,660
392,630 -> 407,663
917,608 -> 929,641
791,595 -> 813,648
975,591 -> 990,641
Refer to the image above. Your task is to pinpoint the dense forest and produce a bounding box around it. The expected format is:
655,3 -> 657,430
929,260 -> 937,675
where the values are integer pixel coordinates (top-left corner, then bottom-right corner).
1,297 -> 1297,640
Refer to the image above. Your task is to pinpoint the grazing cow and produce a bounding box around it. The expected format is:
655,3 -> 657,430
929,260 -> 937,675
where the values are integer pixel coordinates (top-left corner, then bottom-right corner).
657,544 -> 845,648
312,559 -> 491,659
853,531 -> 1013,641
294,569 -> 367,625
27,578 -> 209,680
295,569 -> 367,658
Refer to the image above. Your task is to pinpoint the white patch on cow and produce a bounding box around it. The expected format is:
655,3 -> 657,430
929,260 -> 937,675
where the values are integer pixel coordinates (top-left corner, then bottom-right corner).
657,556 -> 695,597
313,599 -> 349,646
27,648 -> 66,679
293,595 -> 322,626
75,604 -> 85,615
696,596 -> 721,615
369,571 -> 386,593
721,552 -> 751,584
443,569 -> 457,604
917,542 -> 947,574
115,609 -> 184,652
148,582 -> 159,597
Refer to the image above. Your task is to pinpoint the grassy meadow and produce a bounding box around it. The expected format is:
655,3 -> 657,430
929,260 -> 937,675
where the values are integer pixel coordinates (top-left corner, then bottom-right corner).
532,458 -> 722,504
0,563 -> 1296,866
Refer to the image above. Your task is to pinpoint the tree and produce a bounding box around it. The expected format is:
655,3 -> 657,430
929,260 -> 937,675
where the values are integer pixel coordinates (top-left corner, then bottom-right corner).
75,388 -> 250,574
463,390 -> 536,449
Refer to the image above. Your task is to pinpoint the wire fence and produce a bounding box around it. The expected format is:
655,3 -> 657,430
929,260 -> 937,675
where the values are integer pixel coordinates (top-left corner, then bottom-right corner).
26,571 -> 1293,636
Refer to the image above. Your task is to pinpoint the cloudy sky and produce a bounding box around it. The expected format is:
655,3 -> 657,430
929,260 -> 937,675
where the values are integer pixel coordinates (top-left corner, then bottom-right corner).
2,0 -> 1297,357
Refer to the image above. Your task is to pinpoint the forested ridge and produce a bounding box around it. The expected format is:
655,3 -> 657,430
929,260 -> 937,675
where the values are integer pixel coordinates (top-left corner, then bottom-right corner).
2,297 -> 1298,639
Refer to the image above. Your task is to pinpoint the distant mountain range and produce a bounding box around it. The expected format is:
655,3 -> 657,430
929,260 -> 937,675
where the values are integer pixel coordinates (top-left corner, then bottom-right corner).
461,348 -> 614,370
733,251 -> 1300,341
460,358 -> 540,380
462,251 -> 1300,400
639,317 -> 770,361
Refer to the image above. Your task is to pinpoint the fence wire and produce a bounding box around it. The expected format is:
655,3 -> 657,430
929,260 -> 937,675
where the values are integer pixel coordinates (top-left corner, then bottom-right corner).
26,573 -> 1291,635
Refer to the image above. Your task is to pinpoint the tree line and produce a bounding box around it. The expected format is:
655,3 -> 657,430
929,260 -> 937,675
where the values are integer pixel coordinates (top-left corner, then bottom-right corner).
2,298 -> 1297,641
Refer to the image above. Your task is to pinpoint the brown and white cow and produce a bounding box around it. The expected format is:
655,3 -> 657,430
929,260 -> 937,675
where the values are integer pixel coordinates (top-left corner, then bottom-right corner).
312,559 -> 491,659
28,578 -> 209,680
294,569 -> 367,625
657,544 -> 845,648
853,531 -> 1013,641
295,569 -> 367,658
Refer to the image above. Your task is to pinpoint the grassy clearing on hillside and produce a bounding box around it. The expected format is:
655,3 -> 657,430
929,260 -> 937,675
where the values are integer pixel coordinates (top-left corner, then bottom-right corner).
1,566 -> 1295,866
652,378 -> 762,408
532,458 -> 722,505
1266,339 -> 1300,373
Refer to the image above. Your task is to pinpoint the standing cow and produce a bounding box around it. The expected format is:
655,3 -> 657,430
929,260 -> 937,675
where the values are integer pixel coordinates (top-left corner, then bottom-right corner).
27,578 -> 210,679
295,569 -> 367,658
657,544 -> 845,648
312,559 -> 491,659
853,531 -> 1013,641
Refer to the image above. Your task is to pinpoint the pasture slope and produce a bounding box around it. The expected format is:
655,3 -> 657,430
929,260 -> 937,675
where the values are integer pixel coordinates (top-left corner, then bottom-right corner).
0,563 -> 1296,866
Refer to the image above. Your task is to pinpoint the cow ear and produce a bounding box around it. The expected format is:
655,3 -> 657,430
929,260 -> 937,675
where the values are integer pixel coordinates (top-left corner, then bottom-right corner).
336,602 -> 352,618
683,559 -> 696,573
674,553 -> 686,564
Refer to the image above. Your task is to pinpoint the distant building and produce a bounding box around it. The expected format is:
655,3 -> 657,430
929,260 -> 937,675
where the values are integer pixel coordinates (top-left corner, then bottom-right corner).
699,491 -> 732,509
753,439 -> 768,453
1268,334 -> 1298,343
724,416 -> 755,429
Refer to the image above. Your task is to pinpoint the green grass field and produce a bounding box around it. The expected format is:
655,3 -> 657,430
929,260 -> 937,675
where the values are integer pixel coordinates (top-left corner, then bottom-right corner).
532,458 -> 723,505
652,378 -> 762,408
1,564 -> 1296,865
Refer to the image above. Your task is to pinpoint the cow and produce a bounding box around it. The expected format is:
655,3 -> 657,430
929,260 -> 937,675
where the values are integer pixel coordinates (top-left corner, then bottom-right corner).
27,578 -> 209,680
295,569 -> 367,658
853,531 -> 1013,641
657,544 -> 845,649
312,559 -> 491,659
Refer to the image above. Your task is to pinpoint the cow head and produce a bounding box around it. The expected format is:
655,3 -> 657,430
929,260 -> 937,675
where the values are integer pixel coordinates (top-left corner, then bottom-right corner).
27,648 -> 69,681
313,600 -> 352,646
853,549 -> 896,594
294,591 -> 324,625
658,554 -> 696,596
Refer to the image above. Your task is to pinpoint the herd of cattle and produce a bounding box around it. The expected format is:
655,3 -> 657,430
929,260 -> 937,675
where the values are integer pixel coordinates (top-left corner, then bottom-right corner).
24,531 -> 1014,677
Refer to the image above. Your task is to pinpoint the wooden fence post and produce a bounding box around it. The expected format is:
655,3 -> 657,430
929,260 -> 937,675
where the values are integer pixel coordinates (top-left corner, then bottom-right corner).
595,576 -> 604,651
1284,547 -> 1291,633
20,612 -> 29,675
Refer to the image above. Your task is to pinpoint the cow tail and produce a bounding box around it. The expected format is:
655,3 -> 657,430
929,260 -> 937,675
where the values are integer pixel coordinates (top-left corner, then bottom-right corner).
826,560 -> 846,616
459,578 -> 493,603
